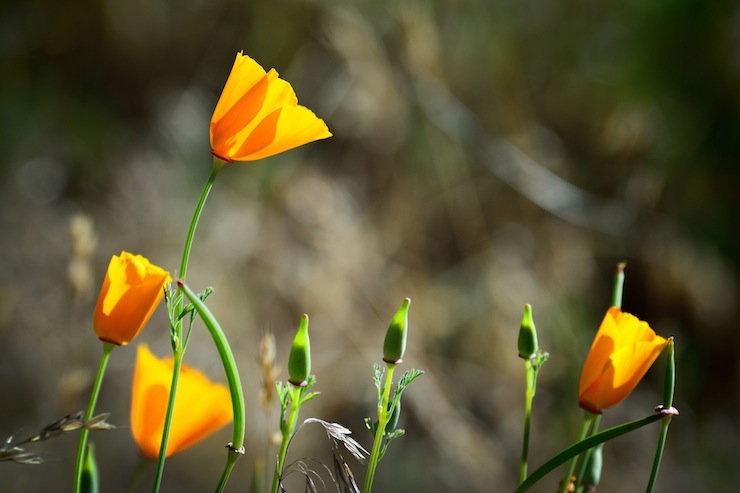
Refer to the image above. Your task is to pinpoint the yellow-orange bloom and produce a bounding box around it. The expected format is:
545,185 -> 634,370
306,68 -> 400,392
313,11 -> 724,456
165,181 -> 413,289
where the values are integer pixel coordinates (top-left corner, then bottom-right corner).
578,307 -> 669,414
131,344 -> 233,460
93,252 -> 171,346
210,51 -> 332,162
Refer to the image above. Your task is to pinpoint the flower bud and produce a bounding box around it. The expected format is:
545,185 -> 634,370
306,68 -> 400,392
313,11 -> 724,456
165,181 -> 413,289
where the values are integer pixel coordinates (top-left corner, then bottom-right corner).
288,314 -> 311,386
517,304 -> 539,359
93,251 -> 171,346
383,298 -> 411,365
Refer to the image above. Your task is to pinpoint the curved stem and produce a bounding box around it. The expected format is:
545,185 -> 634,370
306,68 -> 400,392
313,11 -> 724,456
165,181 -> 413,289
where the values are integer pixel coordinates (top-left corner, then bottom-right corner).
73,342 -> 115,493
363,363 -> 396,493
152,165 -> 220,492
179,281 -> 246,491
517,413 -> 662,493
178,166 -> 219,282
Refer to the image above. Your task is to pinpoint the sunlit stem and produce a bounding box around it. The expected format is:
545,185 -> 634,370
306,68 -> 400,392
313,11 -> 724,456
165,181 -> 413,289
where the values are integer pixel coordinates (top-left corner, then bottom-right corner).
646,339 -> 676,493
271,385 -> 302,493
517,413 -> 663,493
612,262 -> 626,308
363,363 -> 396,493
519,358 -> 538,484
73,342 -> 114,493
178,164 -> 220,285
559,411 -> 595,493
179,281 -> 246,492
152,163 -> 220,493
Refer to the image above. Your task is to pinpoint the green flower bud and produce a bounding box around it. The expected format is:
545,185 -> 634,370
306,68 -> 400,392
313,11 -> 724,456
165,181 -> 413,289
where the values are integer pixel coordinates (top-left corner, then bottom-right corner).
383,298 -> 411,364
288,314 -> 311,386
517,304 -> 539,359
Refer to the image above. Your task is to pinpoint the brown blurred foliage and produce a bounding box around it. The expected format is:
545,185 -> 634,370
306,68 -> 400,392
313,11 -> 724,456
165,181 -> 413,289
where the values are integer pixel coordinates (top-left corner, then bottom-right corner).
1,0 -> 738,492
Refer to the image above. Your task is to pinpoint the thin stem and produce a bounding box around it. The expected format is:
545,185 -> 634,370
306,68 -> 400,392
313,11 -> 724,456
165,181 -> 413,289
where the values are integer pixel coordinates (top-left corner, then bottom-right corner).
152,165 -> 220,492
519,359 -> 536,484
516,413 -> 663,493
151,350 -> 183,493
178,165 -> 220,283
271,385 -> 302,493
612,262 -> 626,308
646,339 -> 676,493
363,363 -> 396,493
73,343 -> 114,493
573,414 -> 601,490
558,412 -> 595,493
179,281 -> 246,453
216,453 -> 241,493
127,457 -> 150,493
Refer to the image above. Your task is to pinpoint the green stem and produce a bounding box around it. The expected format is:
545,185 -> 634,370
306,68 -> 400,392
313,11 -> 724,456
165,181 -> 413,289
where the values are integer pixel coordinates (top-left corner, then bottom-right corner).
271,385 -> 302,493
646,339 -> 676,493
612,262 -> 626,308
178,165 -> 220,283
519,359 -> 537,484
73,343 -> 114,493
516,413 -> 663,493
216,453 -> 241,493
151,350 -> 183,493
127,457 -> 149,493
363,363 -> 396,493
558,412 -> 595,493
179,281 -> 246,491
573,414 -> 601,491
152,165 -> 220,492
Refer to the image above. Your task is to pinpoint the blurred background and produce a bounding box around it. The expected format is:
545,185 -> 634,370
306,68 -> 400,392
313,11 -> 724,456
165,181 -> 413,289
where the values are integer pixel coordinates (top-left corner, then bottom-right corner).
1,0 -> 738,491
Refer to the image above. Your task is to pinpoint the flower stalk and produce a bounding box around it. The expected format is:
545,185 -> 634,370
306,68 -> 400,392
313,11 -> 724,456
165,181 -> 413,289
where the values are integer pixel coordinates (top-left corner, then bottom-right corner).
518,304 -> 547,485
153,165 -> 219,492
271,315 -> 315,493
363,363 -> 396,493
178,281 -> 246,492
271,384 -> 302,493
646,338 -> 676,493
73,342 -> 114,493
517,412 -> 663,493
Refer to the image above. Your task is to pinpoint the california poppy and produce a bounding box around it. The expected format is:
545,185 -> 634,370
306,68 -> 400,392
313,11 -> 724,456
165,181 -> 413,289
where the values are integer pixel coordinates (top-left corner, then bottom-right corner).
578,307 -> 669,414
93,252 -> 171,346
130,344 -> 233,459
210,51 -> 332,163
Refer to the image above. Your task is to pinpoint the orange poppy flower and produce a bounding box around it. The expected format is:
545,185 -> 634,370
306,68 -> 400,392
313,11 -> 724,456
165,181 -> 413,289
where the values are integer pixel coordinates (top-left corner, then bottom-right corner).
578,307 -> 669,414
210,51 -> 332,163
131,344 -> 233,460
93,252 -> 171,346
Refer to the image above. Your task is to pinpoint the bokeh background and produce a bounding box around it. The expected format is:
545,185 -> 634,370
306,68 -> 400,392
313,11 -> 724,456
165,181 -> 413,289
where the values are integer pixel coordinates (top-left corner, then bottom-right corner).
1,0 -> 738,491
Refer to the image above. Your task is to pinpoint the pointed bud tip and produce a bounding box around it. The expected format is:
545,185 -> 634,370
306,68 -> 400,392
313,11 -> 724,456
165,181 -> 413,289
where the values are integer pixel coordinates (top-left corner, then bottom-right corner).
288,314 -> 311,386
518,304 -> 539,359
383,298 -> 411,365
